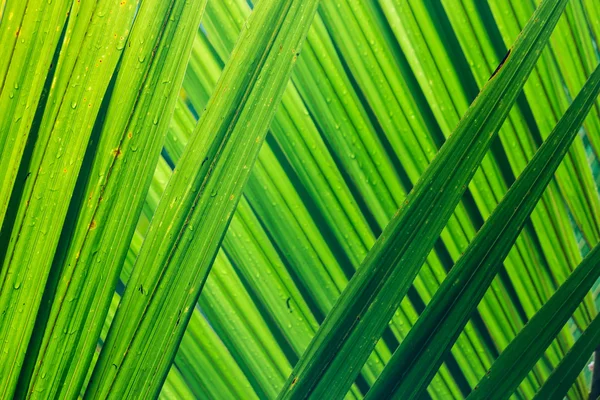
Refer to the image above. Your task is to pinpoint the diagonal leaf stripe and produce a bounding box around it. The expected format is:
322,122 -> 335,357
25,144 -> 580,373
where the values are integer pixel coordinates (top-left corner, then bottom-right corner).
85,0 -> 320,397
0,1 -> 597,398
532,314 -> 600,400
0,2 -> 139,395
278,0 -> 569,398
467,241 -> 600,400
365,63 -> 600,400
0,0 -> 71,229
18,0 -> 209,397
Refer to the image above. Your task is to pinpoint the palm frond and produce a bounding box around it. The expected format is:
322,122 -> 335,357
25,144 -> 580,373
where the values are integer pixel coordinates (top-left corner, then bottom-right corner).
0,0 -> 598,399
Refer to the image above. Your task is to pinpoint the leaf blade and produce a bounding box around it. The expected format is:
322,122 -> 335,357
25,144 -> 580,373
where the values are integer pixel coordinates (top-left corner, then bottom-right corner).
366,63 -> 600,400
278,0 -> 570,397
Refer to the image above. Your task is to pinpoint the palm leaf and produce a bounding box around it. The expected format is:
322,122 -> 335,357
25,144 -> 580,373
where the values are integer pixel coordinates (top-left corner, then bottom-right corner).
85,0 -> 319,397
0,0 -> 71,227
17,0 -> 208,397
365,63 -> 600,400
278,0 -> 570,397
467,241 -> 600,400
0,1 -> 140,395
0,0 -> 598,399
533,314 -> 600,400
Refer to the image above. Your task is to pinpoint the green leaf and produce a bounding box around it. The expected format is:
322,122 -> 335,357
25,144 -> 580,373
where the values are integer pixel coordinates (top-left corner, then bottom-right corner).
17,0 -> 208,397
122,221 -> 260,400
189,3 -> 466,394
533,314 -> 600,400
206,1 -> 514,394
84,0 -> 320,397
467,241 -> 600,400
0,0 -> 70,228
0,2 -> 139,395
278,0 -> 569,398
365,63 -> 600,400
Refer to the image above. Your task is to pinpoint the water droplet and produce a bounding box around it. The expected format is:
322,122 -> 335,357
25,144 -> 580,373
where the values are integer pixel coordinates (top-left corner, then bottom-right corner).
14,82 -> 19,89
13,281 -> 21,290
9,92 -> 14,99
71,102 -> 77,109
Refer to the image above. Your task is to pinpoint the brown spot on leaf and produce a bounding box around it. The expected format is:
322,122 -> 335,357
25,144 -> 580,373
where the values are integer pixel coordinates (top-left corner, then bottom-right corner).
90,220 -> 97,230
113,148 -> 122,157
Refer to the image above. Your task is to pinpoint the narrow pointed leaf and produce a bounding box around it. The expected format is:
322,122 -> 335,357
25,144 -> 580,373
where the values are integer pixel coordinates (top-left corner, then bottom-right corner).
533,314 -> 600,400
366,64 -> 600,400
279,0 -> 569,397
0,0 -> 70,228
85,0 -> 319,397
20,0 -> 208,397
0,2 -> 139,395
467,242 -> 600,400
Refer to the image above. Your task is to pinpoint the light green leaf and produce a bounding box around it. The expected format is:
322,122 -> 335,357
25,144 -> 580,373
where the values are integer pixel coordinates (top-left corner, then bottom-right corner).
18,0 -> 208,397
85,0 -> 319,397
0,2 -> 139,395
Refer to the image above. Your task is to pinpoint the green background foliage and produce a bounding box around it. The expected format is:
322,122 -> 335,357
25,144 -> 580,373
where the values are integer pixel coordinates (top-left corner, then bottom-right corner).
0,0 -> 599,399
